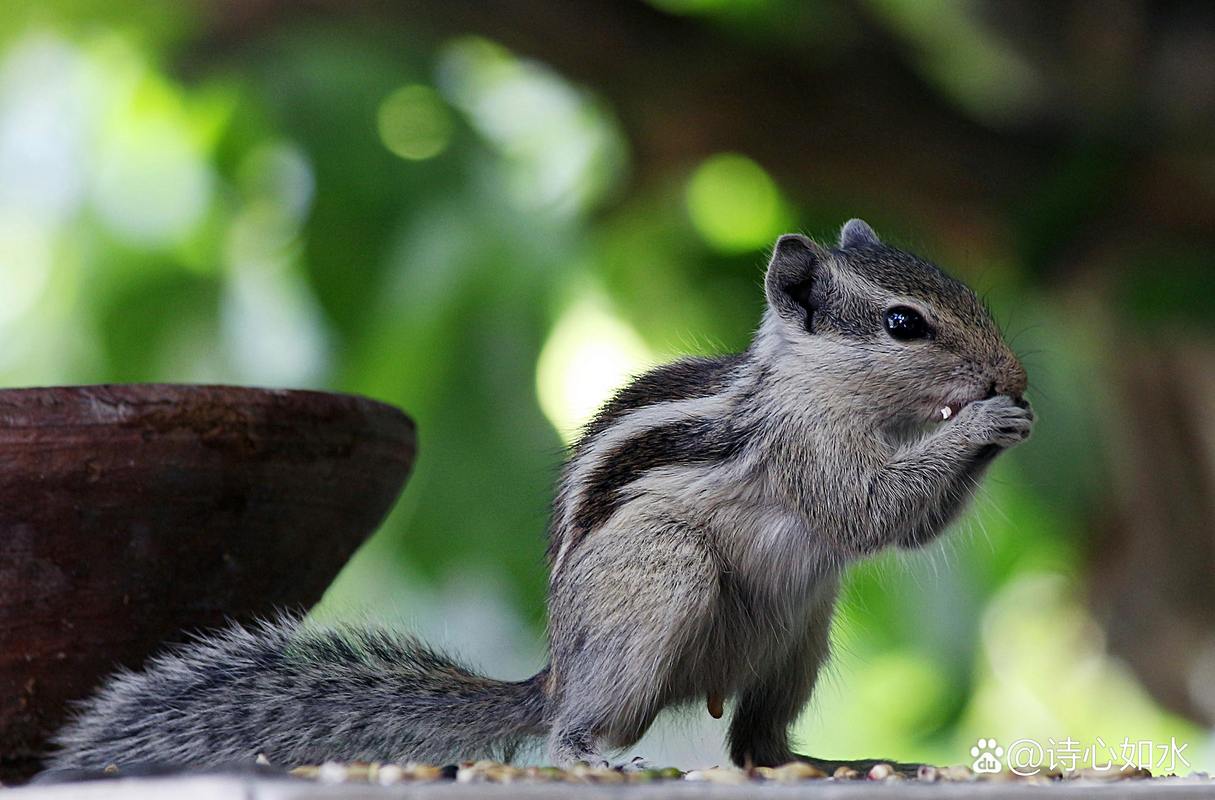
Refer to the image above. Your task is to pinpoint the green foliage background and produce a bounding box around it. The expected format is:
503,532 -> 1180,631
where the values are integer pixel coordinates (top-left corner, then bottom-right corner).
1,0 -> 1210,772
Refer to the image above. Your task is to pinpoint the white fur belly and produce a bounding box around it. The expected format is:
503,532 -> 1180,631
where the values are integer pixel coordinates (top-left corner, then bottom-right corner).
618,465 -> 839,702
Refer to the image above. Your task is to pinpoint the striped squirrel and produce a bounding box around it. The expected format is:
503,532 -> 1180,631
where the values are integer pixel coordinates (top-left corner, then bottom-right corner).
49,219 -> 1032,773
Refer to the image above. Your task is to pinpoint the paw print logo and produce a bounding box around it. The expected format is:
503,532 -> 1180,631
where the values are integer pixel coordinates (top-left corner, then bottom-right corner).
970,738 -> 1004,774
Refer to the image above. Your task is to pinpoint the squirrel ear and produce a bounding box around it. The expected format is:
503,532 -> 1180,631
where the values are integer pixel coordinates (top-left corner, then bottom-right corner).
765,234 -> 828,329
839,218 -> 880,249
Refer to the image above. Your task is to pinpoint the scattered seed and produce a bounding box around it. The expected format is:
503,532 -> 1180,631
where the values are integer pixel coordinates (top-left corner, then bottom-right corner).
942,764 -> 975,782
1065,766 -> 1152,781
377,765 -> 404,785
342,763 -> 371,781
770,762 -> 826,781
569,763 -> 625,783
317,762 -> 348,783
417,764 -> 443,781
867,762 -> 894,780
687,767 -> 747,784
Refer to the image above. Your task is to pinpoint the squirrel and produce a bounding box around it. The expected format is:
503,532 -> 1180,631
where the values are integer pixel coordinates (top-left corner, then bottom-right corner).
48,219 -> 1032,773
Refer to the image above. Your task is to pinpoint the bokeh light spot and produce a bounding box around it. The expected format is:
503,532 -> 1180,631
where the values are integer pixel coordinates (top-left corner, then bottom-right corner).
686,152 -> 788,252
237,142 -> 315,223
437,37 -> 627,215
377,84 -> 453,161
0,215 -> 52,324
0,36 -> 94,226
537,296 -> 654,443
854,651 -> 950,736
90,69 -> 215,247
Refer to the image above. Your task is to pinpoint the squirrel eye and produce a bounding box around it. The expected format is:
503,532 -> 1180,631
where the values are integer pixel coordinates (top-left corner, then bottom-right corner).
884,306 -> 932,341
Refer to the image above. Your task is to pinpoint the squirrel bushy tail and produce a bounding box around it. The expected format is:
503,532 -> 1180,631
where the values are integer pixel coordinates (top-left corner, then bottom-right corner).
48,617 -> 549,770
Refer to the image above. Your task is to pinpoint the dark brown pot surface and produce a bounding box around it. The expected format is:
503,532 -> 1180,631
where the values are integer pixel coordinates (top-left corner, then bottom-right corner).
0,385 -> 416,780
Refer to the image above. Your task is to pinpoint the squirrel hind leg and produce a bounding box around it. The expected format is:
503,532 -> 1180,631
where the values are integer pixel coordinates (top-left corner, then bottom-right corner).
545,516 -> 719,766
546,724 -> 601,766
545,691 -> 664,768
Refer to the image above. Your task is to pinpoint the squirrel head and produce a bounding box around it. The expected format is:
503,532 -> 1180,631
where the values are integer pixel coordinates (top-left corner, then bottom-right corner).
762,219 -> 1027,427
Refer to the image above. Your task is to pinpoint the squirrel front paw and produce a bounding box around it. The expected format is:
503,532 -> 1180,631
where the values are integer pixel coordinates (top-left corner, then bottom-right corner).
955,395 -> 1033,449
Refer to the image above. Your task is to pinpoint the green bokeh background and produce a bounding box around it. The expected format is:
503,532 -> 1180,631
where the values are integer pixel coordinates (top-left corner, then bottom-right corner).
1,0 -> 1211,773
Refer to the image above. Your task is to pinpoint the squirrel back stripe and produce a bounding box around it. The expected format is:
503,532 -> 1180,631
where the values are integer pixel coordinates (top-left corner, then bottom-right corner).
568,416 -> 751,546
548,381 -> 745,573
578,355 -> 747,444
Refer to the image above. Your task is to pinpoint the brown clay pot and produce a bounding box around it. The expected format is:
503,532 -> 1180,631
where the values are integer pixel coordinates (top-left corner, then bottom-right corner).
0,385 -> 416,781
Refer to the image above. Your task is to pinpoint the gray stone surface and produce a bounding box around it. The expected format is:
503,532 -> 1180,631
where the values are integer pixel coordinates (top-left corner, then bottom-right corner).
7,777 -> 1215,800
